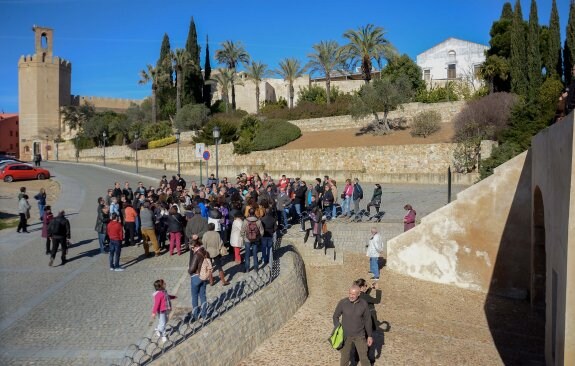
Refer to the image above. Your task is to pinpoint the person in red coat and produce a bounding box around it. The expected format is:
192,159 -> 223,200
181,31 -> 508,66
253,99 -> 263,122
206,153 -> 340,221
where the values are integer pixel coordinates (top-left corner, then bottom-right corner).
107,213 -> 124,271
403,204 -> 416,232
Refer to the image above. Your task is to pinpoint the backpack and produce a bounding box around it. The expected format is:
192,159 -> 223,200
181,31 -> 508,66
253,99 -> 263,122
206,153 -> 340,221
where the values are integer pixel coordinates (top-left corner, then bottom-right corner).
246,220 -> 261,242
199,257 -> 213,281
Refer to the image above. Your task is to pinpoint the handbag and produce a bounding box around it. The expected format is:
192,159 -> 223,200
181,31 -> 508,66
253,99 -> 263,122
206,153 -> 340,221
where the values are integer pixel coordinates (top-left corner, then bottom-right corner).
340,193 -> 346,199
219,245 -> 229,256
329,324 -> 344,350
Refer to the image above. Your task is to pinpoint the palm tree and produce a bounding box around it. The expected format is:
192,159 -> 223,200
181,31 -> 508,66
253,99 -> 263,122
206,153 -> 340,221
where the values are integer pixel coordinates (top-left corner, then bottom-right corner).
138,64 -> 164,123
171,48 -> 196,112
211,68 -> 244,113
307,40 -> 345,105
480,55 -> 509,94
215,40 -> 250,110
341,24 -> 395,83
245,61 -> 268,114
275,58 -> 306,109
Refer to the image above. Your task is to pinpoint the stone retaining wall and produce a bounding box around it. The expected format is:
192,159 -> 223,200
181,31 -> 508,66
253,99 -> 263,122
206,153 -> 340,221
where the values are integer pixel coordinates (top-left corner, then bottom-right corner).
153,247 -> 307,366
289,101 -> 466,132
55,131 -> 494,185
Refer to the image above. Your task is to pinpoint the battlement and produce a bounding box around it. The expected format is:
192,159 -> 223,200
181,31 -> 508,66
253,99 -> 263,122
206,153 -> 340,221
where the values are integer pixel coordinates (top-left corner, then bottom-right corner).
18,54 -> 71,69
71,95 -> 142,110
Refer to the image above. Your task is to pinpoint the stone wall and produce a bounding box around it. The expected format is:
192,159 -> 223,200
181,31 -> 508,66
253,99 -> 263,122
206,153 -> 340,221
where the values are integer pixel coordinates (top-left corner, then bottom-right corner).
56,139 -> 495,185
386,151 -> 532,294
289,101 -> 466,132
153,247 -> 307,366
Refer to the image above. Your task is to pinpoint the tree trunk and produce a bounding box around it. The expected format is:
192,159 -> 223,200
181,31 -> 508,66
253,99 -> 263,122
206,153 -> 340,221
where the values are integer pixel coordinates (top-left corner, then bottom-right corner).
152,86 -> 157,123
231,82 -> 236,110
256,85 -> 260,114
289,83 -> 294,109
326,77 -> 331,105
381,111 -> 391,132
489,78 -> 494,94
224,94 -> 229,113
176,70 -> 182,112
362,58 -> 371,84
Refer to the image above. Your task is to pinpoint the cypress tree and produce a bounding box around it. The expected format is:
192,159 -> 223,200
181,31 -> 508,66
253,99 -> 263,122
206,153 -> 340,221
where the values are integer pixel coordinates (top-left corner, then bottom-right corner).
510,0 -> 528,96
485,2 -> 513,92
203,35 -> 212,108
527,0 -> 541,101
501,2 -> 513,20
183,17 -> 203,105
156,33 -> 175,117
565,0 -> 575,85
547,0 -> 562,78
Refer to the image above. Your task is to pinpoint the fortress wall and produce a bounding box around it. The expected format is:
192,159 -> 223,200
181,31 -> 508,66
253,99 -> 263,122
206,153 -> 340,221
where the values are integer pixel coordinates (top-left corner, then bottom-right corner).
75,96 -> 142,110
153,248 -> 307,366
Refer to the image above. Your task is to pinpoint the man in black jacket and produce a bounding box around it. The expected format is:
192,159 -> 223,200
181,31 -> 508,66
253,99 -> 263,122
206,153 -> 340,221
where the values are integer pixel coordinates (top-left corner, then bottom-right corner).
48,210 -> 71,267
260,208 -> 277,265
177,174 -> 187,189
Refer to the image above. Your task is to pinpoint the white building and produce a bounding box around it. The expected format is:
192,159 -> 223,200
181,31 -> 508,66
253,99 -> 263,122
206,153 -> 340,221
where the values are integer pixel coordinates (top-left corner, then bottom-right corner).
416,37 -> 488,89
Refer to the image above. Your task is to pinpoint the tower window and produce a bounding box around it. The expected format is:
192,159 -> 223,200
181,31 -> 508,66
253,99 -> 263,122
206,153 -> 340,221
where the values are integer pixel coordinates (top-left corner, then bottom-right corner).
41,33 -> 48,49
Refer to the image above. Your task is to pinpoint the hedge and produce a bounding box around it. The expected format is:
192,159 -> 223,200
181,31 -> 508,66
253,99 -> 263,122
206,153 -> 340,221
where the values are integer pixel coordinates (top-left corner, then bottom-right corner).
250,119 -> 301,152
148,136 -> 177,149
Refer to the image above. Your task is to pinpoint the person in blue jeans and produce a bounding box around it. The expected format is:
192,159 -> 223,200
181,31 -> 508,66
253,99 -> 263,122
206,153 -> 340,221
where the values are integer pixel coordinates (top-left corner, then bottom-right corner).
94,198 -> 110,254
260,208 -> 277,265
241,208 -> 264,272
188,240 -> 208,320
34,188 -> 47,221
366,227 -> 384,280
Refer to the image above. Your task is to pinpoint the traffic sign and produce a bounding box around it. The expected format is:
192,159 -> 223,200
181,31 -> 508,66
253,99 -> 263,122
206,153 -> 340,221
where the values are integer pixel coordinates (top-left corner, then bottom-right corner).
203,150 -> 210,160
195,143 -> 205,159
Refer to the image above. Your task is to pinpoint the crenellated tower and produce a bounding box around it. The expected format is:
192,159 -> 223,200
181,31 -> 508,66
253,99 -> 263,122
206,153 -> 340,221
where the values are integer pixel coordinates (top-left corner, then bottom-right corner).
18,25 -> 72,161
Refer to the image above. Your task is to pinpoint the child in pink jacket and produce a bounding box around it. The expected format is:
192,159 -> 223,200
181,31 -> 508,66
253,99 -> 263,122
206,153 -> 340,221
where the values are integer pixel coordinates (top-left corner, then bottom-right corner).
151,279 -> 175,342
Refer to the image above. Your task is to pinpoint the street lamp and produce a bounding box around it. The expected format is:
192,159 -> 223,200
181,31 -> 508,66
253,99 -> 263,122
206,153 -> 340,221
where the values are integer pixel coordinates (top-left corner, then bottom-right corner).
135,133 -> 139,173
213,125 -> 220,184
55,135 -> 60,161
45,135 -> 49,161
102,131 -> 107,166
74,135 -> 79,163
175,129 -> 181,175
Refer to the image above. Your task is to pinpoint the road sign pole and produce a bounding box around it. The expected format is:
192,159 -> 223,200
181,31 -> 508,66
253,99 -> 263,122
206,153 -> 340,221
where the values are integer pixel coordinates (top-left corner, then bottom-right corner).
200,159 -> 202,186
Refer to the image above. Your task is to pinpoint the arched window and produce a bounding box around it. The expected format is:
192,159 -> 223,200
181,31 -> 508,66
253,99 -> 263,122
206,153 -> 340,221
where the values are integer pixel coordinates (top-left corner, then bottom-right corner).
448,50 -> 456,61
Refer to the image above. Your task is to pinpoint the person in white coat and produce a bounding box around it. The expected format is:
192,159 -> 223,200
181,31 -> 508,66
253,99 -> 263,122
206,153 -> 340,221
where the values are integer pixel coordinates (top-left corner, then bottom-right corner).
229,213 -> 244,263
366,227 -> 384,280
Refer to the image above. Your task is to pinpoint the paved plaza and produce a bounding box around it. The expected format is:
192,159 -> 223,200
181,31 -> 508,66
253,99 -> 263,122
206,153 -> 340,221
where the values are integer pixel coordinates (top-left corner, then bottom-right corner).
0,161 -> 467,365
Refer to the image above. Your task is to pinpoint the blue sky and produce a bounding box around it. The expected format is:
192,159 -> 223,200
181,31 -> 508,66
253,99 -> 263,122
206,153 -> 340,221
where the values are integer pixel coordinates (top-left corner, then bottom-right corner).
0,0 -> 570,113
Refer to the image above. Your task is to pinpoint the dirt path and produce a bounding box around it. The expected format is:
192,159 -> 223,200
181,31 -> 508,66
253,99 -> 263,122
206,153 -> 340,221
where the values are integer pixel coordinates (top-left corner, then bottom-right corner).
0,179 -> 60,221
278,123 -> 455,150
238,252 -> 543,365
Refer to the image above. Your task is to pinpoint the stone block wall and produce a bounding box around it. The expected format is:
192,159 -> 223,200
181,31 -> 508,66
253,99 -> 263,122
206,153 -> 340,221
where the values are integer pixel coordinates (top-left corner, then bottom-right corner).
289,101 -> 466,132
56,139 -> 495,185
153,247 -> 307,366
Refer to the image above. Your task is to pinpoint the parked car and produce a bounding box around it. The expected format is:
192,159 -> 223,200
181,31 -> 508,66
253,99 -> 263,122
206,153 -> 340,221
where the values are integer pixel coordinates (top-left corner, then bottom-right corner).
0,163 -> 51,182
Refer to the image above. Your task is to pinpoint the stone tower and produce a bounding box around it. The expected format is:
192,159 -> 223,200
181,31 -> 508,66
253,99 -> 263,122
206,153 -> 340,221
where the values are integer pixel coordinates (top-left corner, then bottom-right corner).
18,25 -> 71,161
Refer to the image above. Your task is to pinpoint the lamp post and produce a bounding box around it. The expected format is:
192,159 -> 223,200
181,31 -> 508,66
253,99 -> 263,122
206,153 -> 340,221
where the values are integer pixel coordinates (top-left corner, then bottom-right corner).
75,135 -> 79,163
175,129 -> 181,175
45,135 -> 49,161
213,125 -> 220,184
135,133 -> 139,174
102,131 -> 107,167
55,135 -> 60,161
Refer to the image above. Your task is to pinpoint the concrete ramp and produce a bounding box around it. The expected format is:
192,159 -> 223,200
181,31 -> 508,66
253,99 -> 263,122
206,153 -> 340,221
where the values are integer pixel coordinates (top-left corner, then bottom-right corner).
387,150 -> 532,294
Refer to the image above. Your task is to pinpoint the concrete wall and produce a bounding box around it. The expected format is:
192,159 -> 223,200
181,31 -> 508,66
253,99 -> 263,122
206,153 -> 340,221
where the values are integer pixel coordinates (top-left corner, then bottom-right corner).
387,151 -> 532,293
56,139 -> 495,185
153,247 -> 307,366
289,101 -> 465,132
531,113 -> 575,366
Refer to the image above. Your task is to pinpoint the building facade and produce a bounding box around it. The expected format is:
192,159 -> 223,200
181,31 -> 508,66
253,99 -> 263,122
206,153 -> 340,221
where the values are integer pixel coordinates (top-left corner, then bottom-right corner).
0,114 -> 20,157
416,37 -> 488,89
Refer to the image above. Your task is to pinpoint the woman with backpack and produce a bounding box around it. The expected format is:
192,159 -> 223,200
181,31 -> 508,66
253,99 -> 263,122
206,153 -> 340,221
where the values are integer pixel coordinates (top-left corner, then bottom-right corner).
240,208 -> 264,273
188,239 -> 209,321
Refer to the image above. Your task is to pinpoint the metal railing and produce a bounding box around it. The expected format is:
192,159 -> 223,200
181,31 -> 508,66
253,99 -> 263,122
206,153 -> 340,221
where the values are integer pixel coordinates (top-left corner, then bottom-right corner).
112,238 -> 283,366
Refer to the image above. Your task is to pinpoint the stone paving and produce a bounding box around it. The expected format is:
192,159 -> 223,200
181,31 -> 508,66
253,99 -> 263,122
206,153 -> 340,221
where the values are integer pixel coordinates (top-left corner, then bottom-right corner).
0,160 -> 472,365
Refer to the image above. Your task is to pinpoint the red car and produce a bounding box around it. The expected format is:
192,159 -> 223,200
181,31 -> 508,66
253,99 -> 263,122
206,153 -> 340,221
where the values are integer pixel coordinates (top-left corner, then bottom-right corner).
0,163 -> 51,182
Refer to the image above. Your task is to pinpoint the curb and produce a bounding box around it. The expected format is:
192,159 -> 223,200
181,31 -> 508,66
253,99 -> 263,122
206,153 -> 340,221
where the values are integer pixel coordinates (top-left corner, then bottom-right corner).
50,160 -> 160,182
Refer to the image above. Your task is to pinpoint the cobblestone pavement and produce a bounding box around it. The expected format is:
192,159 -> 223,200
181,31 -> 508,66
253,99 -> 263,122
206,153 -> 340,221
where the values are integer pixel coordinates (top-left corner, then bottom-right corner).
0,161 -> 472,366
238,252 -> 545,366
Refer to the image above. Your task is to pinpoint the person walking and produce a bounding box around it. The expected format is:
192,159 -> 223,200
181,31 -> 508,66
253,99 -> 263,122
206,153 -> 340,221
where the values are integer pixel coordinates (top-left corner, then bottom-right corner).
366,184 -> 382,216
140,202 -> 160,257
341,179 -> 353,218
260,207 -> 277,266
167,206 -> 184,256
107,213 -> 124,271
41,205 -> 54,255
94,198 -> 109,254
403,204 -> 416,232
17,194 -> 31,233
151,279 -> 174,343
240,208 -> 264,272
48,210 -> 71,267
332,284 -> 373,366
366,227 -> 384,280
34,187 -> 47,221
123,203 -> 137,247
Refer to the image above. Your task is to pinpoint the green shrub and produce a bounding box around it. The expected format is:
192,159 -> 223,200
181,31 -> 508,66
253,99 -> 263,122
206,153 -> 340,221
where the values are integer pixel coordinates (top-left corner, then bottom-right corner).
251,119 -> 301,151
148,136 -> 177,149
193,119 -> 238,145
261,94 -> 352,120
479,141 -> 521,179
233,115 -> 261,154
74,135 -> 96,150
297,85 -> 343,105
410,110 -> 442,138
415,84 -> 458,103
142,121 -> 172,141
175,103 -> 210,131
